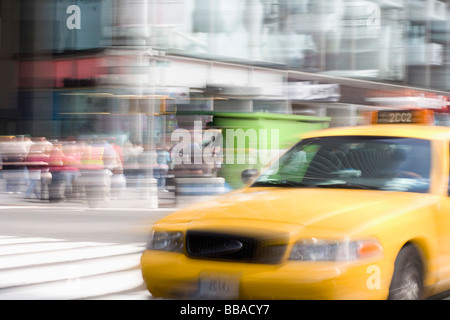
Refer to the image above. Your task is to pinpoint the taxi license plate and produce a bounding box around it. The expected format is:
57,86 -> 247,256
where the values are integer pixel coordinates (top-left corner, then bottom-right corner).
198,273 -> 240,299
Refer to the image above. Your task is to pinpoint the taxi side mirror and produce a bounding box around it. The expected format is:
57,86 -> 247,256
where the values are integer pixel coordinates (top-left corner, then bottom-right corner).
241,169 -> 259,185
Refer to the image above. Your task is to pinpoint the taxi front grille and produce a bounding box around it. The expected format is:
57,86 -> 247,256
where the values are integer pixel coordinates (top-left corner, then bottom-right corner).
185,231 -> 288,264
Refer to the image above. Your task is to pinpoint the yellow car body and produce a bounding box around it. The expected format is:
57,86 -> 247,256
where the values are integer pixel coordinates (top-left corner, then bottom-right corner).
141,123 -> 450,300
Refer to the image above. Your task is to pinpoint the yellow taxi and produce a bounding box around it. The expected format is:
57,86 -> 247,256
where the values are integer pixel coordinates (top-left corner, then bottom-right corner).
141,109 -> 450,300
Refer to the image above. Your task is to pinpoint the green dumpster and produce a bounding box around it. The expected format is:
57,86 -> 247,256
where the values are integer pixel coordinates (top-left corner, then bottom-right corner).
207,112 -> 331,189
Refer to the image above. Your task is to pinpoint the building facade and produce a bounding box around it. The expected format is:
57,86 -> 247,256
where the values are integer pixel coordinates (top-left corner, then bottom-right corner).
2,0 -> 450,139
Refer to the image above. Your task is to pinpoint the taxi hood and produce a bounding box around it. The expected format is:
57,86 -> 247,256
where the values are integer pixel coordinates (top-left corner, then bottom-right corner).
160,188 -> 438,232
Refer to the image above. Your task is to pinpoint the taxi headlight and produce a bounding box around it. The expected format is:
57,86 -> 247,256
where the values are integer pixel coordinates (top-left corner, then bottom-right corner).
289,238 -> 383,261
146,231 -> 184,253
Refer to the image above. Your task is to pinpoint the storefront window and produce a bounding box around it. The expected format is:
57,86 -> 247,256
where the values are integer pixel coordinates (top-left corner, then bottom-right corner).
19,0 -> 113,53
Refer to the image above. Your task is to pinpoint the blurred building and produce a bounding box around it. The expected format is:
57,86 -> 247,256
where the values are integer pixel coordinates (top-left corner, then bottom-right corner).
2,0 -> 450,137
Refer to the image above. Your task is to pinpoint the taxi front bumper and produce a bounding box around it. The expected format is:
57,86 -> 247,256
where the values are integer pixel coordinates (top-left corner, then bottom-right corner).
140,250 -> 392,300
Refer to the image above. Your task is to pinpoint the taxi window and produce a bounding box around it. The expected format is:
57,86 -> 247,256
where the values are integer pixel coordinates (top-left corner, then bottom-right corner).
253,136 -> 431,194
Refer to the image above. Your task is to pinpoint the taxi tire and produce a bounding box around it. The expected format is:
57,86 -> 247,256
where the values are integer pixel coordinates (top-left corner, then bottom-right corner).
388,244 -> 424,300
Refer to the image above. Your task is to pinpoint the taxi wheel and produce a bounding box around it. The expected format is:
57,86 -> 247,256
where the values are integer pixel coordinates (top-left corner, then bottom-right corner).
388,245 -> 424,300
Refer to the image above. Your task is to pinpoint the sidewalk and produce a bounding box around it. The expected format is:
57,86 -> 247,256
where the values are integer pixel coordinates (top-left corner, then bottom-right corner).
0,187 -> 221,210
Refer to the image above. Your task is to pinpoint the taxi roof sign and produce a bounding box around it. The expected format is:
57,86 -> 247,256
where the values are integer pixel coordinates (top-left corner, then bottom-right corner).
368,109 -> 434,125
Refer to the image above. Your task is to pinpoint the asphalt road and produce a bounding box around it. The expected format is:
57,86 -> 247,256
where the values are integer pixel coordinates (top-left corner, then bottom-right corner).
0,194 -> 448,300
0,203 -> 175,243
0,194 -> 183,300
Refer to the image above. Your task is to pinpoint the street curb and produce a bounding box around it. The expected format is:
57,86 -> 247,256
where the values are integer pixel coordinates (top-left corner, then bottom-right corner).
0,191 -> 220,210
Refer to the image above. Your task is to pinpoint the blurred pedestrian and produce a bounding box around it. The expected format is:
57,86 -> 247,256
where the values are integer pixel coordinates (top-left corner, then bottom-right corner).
61,141 -> 82,199
79,138 -> 109,207
3,137 -> 28,194
154,144 -> 171,191
48,141 -> 65,202
24,143 -> 49,199
108,137 -> 124,169
105,137 -> 126,199
124,140 -> 143,188
110,146 -> 126,199
39,143 -> 52,201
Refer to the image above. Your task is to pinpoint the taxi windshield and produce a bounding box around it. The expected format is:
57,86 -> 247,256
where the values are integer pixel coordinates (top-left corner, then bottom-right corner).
252,136 -> 431,194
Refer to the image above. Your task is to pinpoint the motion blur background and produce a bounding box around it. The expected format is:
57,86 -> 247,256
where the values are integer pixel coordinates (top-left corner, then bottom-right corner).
1,0 -> 450,197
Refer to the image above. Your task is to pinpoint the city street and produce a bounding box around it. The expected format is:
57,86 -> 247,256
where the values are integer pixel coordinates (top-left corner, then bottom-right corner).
0,193 -> 181,300
0,192 -> 449,300
4,0 -> 450,304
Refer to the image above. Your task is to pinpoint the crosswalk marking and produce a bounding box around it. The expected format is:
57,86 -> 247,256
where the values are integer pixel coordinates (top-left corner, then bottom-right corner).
0,243 -> 145,270
92,288 -> 153,300
0,237 -> 63,246
0,269 -> 146,300
0,235 -> 151,300
0,241 -> 112,256
0,253 -> 142,289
